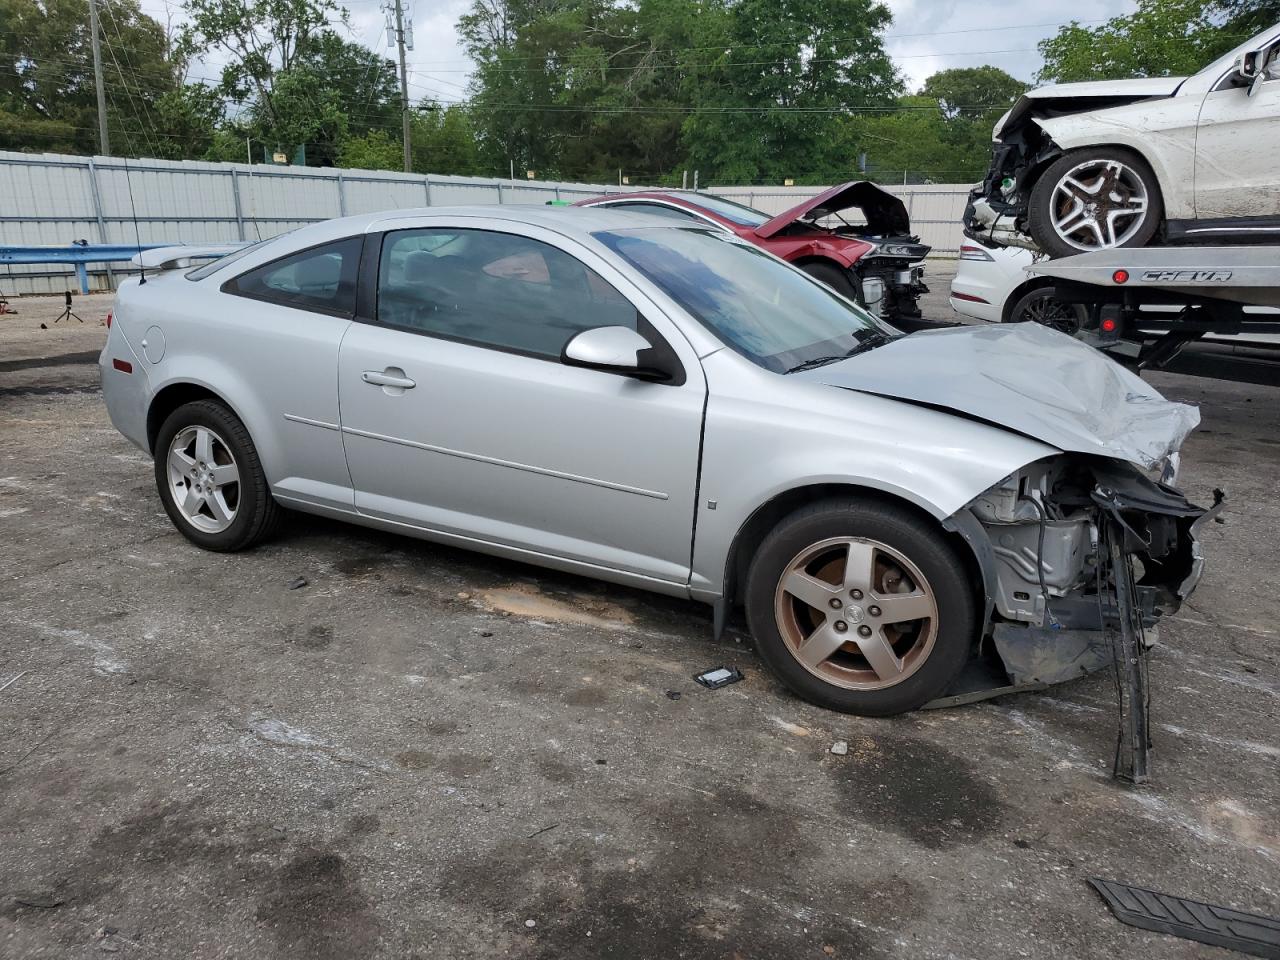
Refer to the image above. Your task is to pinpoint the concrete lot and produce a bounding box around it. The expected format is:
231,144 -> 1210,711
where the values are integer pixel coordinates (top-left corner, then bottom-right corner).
1,269 -> 1278,959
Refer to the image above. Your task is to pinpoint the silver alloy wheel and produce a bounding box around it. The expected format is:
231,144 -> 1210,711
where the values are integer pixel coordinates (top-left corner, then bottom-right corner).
166,425 -> 240,534
1050,159 -> 1150,251
773,536 -> 938,691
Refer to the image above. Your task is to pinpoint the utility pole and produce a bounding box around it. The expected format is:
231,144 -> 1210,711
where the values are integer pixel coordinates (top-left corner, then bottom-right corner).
88,0 -> 110,155
391,0 -> 412,172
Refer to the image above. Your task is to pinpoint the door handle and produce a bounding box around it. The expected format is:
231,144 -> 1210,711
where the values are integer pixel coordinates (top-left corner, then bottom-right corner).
362,368 -> 416,389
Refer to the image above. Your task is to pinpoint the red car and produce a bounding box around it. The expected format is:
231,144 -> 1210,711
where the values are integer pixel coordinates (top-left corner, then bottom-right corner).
574,182 -> 930,325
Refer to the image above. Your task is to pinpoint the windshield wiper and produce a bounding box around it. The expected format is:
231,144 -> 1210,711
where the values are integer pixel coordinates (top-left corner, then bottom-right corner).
785,333 -> 894,374
785,354 -> 847,374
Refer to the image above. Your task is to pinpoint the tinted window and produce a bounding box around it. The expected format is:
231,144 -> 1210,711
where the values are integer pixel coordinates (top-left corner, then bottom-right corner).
597,228 -> 895,373
225,237 -> 362,316
377,228 -> 640,360
612,202 -> 707,224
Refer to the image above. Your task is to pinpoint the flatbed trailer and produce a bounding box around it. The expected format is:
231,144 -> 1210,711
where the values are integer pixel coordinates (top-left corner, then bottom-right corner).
1026,246 -> 1280,376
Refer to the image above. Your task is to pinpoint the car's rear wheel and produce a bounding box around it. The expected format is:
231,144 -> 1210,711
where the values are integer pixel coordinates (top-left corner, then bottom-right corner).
154,399 -> 282,551
1006,285 -> 1086,334
745,499 -> 976,716
1028,148 -> 1163,257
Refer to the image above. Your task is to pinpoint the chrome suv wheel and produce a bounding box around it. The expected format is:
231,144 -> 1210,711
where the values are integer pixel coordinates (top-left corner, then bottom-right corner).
746,498 -> 976,716
1028,147 -> 1163,258
153,399 -> 282,552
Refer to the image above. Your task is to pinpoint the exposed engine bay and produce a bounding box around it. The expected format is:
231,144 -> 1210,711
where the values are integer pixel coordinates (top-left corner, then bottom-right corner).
767,181 -> 931,322
945,454 -> 1219,781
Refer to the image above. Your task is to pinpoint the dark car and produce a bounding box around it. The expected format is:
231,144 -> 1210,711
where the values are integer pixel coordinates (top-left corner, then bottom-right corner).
575,183 -> 931,326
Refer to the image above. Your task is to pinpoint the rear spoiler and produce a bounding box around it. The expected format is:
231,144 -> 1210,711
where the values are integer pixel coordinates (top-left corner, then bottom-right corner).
130,243 -> 250,271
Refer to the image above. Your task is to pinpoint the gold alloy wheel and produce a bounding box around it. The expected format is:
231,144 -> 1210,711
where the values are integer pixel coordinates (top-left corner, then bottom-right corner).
773,536 -> 938,691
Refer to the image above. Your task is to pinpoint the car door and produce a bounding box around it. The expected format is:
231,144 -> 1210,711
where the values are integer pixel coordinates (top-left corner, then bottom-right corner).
337,219 -> 707,587
1194,37 -> 1280,221
217,235 -> 361,510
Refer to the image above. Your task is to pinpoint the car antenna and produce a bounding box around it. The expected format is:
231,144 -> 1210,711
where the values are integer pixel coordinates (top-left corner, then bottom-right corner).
122,156 -> 146,285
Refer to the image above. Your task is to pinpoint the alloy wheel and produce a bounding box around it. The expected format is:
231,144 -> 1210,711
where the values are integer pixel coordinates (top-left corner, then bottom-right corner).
773,536 -> 938,691
1050,159 -> 1149,251
166,425 -> 241,534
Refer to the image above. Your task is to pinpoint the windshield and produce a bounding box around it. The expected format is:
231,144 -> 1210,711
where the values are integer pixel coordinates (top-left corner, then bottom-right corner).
596,228 -> 897,373
668,192 -> 771,227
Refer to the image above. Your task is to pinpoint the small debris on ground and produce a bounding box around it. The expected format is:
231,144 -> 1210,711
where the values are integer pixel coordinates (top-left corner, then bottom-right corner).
524,919 -> 537,929
479,630 -> 493,637
830,740 -> 848,756
694,665 -> 744,689
287,576 -> 308,590
457,592 -> 471,600
824,947 -> 836,956
665,690 -> 681,701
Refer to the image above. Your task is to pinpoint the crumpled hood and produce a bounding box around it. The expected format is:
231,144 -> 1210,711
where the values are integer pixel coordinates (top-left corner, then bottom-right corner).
756,181 -> 911,239
798,323 -> 1199,470
996,76 -> 1188,139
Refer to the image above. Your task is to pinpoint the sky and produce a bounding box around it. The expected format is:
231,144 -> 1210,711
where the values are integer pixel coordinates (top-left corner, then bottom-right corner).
138,0 -> 1143,101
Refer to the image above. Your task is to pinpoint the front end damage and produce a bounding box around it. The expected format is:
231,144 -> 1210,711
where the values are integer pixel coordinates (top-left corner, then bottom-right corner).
963,116 -> 1061,251
938,455 -> 1222,782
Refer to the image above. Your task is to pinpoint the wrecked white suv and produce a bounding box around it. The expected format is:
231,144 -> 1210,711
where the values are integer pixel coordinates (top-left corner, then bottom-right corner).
965,22 -> 1280,257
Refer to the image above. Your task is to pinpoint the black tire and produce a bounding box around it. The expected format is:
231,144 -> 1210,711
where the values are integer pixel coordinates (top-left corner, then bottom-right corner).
1027,147 -> 1163,258
745,498 -> 977,716
1005,284 -> 1086,334
800,261 -> 859,300
153,399 -> 282,552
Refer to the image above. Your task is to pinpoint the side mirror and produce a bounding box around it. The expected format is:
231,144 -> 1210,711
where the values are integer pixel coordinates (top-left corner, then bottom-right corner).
561,325 -> 672,381
1235,49 -> 1268,96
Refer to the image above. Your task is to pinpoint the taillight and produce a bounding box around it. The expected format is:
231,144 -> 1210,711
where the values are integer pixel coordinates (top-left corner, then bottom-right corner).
1113,270 -> 1129,284
959,244 -> 995,262
105,311 -> 112,329
1101,317 -> 1118,333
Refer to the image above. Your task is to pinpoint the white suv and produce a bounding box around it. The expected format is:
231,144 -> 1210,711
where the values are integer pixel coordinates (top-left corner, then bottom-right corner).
965,22 -> 1280,257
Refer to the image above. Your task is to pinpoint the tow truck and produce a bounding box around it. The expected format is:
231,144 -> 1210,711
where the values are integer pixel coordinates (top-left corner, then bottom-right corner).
1025,246 -> 1280,385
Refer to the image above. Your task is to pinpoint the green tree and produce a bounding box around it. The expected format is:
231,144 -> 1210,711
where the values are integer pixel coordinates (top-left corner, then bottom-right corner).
680,0 -> 902,184
338,128 -> 403,170
179,0 -> 399,164
0,0 -> 178,155
411,103 -> 483,176
920,66 -> 1025,122
1037,0 -> 1240,83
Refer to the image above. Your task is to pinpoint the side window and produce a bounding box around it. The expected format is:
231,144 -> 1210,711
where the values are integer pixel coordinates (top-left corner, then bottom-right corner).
613,202 -> 706,224
224,237 -> 362,316
376,228 -> 641,360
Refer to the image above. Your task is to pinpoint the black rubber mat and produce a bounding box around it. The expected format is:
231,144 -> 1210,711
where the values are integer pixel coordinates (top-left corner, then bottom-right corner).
1090,878 -> 1280,959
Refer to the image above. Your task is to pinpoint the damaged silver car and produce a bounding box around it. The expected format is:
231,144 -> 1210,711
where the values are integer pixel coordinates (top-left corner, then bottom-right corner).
965,22 -> 1280,257
100,208 -> 1212,751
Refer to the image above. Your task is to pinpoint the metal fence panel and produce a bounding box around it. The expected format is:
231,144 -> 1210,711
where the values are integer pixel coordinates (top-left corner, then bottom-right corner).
0,149 -> 968,295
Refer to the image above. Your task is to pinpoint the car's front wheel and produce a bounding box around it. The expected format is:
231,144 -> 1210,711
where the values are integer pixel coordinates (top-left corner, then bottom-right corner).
153,399 -> 282,551
1027,147 -> 1163,257
745,499 -> 976,716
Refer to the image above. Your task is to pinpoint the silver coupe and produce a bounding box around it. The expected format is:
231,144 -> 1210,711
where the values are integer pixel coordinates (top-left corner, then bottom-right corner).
101,206 -> 1208,716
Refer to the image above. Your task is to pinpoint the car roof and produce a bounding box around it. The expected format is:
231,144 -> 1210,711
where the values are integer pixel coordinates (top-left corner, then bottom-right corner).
274,204 -> 679,246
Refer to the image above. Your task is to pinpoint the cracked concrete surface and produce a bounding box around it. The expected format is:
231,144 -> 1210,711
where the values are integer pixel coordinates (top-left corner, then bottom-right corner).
1,281 -> 1277,959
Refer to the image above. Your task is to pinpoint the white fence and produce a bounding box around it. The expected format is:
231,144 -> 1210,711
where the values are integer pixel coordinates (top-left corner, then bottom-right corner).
0,150 -> 968,295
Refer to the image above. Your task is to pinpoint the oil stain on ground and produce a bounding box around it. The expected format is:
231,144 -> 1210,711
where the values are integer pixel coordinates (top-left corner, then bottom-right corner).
437,785 -> 896,959
256,847 -> 380,960
828,734 -> 1006,848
